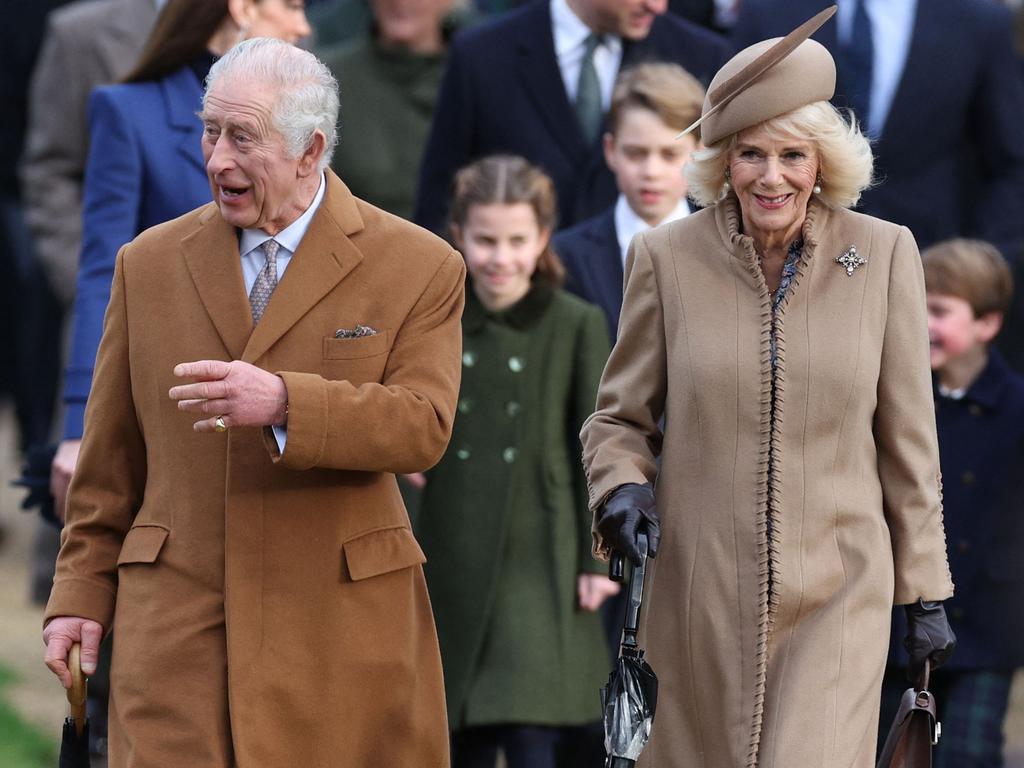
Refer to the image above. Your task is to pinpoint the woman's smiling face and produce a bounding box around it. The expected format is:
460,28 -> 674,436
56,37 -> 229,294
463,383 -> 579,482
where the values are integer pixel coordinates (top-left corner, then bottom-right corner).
728,124 -> 819,251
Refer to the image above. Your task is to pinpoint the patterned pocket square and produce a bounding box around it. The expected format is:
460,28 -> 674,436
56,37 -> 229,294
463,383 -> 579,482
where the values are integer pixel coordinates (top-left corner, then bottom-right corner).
334,324 -> 378,339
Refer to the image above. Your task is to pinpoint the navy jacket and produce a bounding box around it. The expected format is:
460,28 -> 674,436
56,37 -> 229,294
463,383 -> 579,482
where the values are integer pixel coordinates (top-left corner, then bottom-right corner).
63,66 -> 210,438
552,208 -> 622,342
414,1 -> 730,234
732,0 -> 1024,262
889,350 -> 1024,671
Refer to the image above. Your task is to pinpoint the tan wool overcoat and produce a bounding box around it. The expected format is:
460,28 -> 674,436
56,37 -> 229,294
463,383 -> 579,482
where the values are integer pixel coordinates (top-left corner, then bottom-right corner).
45,172 -> 465,768
581,196 -> 954,768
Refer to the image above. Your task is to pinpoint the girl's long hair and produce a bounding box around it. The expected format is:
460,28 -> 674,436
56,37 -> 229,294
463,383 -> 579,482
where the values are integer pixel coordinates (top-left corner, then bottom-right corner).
122,0 -> 231,84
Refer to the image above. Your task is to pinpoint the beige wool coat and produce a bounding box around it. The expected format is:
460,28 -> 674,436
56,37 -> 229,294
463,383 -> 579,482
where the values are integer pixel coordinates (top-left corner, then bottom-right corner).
45,172 -> 464,767
581,196 -> 954,768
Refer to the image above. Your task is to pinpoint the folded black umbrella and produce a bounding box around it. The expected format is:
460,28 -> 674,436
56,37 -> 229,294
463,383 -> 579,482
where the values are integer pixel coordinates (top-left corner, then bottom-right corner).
601,533 -> 658,767
60,643 -> 90,768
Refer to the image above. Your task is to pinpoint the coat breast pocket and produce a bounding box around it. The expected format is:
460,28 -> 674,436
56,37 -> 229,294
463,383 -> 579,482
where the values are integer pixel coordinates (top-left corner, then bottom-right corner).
322,331 -> 389,383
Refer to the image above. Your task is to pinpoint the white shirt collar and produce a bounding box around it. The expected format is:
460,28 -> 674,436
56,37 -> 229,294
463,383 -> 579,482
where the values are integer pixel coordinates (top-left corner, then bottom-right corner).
239,173 -> 327,258
551,0 -> 597,57
614,194 -> 691,266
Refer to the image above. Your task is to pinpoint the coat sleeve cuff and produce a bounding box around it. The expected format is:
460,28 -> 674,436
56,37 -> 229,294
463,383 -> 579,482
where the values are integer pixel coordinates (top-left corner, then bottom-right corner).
270,371 -> 328,470
44,577 -> 117,633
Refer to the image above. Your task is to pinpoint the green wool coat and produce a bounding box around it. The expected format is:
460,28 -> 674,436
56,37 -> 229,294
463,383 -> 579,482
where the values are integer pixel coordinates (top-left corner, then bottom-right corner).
416,282 -> 612,729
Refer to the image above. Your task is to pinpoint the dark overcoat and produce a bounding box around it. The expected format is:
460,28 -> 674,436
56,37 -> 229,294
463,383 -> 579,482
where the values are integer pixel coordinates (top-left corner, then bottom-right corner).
416,283 -> 612,728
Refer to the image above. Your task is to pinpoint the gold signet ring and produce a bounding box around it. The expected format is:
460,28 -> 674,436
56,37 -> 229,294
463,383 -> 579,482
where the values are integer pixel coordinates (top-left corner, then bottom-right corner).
214,416 -> 228,433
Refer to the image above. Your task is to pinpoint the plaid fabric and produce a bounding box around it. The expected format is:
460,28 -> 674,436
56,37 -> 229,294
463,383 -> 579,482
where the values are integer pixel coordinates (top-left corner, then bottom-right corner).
880,668 -> 1013,767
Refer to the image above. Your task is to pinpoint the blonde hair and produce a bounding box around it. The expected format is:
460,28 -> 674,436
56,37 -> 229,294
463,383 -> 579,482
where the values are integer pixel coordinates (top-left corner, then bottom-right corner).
449,155 -> 565,287
608,63 -> 706,137
685,101 -> 874,209
922,238 -> 1013,318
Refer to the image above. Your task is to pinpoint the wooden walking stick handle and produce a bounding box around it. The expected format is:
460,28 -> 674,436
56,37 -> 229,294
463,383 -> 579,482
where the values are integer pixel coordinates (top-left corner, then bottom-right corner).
67,643 -> 88,736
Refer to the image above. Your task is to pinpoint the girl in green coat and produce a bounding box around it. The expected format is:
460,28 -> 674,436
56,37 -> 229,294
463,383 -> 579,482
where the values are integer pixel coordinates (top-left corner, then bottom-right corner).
411,155 -> 620,768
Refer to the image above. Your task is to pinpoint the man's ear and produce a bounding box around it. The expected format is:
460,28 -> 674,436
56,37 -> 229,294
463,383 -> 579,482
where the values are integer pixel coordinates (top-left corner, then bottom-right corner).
298,131 -> 327,177
977,310 -> 1004,343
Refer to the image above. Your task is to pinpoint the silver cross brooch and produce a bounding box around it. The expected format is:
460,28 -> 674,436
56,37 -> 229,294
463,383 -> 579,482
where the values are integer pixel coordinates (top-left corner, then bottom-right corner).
836,245 -> 866,276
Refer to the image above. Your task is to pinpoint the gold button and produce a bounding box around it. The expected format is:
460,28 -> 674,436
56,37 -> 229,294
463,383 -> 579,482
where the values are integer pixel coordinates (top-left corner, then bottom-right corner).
462,351 -> 477,367
502,447 -> 518,463
961,470 -> 976,485
456,447 -> 471,460
508,356 -> 524,372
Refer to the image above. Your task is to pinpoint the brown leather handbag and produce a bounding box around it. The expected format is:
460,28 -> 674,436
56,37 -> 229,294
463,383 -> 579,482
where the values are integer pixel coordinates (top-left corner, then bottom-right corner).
876,661 -> 940,768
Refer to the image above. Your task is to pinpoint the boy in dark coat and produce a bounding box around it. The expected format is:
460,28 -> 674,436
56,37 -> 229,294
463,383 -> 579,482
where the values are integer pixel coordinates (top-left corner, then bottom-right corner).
883,238 -> 1024,767
552,62 -> 703,341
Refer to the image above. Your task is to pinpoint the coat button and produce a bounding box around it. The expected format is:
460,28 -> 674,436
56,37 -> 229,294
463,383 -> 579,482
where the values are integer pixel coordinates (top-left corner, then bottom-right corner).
957,539 -> 971,553
968,403 -> 983,417
508,356 -> 525,372
458,398 -> 473,414
502,447 -> 518,463
961,470 -> 976,485
456,447 -> 471,460
462,351 -> 477,367
505,401 -> 522,417
951,607 -> 965,621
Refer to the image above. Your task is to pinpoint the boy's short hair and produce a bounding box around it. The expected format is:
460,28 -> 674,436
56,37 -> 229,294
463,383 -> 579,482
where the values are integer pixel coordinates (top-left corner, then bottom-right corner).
921,238 -> 1014,317
607,62 -> 706,139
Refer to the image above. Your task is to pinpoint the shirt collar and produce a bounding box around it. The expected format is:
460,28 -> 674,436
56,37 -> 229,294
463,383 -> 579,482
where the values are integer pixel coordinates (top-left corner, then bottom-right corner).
239,172 -> 326,258
953,348 -> 1013,411
551,0 -> 600,57
614,194 -> 691,263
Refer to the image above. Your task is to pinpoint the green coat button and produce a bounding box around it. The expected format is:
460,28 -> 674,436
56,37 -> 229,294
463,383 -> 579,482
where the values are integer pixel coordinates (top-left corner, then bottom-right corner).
508,356 -> 525,372
456,447 -> 471,460
458,398 -> 474,414
463,351 -> 477,367
502,447 -> 518,463
505,401 -> 522,417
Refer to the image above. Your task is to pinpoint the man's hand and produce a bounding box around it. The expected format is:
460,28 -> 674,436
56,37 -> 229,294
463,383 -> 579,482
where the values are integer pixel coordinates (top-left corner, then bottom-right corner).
50,439 -> 82,522
577,573 -> 621,611
169,360 -> 288,432
43,617 -> 103,688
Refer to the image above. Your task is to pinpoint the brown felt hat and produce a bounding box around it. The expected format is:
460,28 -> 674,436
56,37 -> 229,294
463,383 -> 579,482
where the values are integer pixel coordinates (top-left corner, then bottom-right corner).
682,6 -> 837,146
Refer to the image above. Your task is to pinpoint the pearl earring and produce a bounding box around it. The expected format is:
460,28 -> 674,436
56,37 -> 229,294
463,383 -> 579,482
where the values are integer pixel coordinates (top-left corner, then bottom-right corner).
724,168 -> 732,191
813,174 -> 823,195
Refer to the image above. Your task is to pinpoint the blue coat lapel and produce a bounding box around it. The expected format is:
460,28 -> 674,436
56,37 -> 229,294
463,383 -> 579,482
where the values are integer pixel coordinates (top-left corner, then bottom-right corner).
160,66 -> 206,177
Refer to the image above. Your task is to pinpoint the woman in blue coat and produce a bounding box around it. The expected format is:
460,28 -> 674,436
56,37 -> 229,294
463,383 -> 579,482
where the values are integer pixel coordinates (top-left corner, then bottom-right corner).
52,0 -> 311,513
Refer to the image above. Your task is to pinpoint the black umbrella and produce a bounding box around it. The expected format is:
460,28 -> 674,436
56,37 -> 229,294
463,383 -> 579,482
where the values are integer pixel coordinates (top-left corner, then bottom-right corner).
60,643 -> 90,768
601,533 -> 658,767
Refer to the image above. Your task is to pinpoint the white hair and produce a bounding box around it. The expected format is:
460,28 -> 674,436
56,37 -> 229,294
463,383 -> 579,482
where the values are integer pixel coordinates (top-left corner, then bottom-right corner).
685,101 -> 874,210
204,37 -> 339,172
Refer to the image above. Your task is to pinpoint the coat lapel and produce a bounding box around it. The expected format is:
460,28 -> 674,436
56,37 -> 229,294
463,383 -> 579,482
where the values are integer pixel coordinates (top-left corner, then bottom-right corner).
241,173 -> 365,364
182,205 -> 252,360
514,3 -> 589,163
587,210 -> 625,320
161,67 -> 206,176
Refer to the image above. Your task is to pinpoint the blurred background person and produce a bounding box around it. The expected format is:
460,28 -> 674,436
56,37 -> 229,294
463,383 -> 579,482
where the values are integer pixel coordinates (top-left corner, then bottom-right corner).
307,0 -> 371,49
412,155 -> 617,768
731,1 -> 1024,368
319,0 -> 475,220
53,0 -> 312,524
883,239 -> 1024,768
414,0 -> 731,234
554,61 -> 704,343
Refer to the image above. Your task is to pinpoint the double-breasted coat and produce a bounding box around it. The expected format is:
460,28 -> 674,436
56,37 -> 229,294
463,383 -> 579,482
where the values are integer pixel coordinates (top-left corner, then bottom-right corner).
580,196 -> 954,768
416,284 -> 611,729
45,172 -> 465,767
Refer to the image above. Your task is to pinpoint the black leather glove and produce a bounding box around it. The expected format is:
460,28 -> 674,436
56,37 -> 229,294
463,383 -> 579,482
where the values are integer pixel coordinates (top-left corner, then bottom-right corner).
904,598 -> 956,679
596,483 -> 660,566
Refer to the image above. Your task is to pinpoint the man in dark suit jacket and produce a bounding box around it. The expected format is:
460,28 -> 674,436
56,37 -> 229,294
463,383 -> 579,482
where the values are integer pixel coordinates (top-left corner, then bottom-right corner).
732,0 -> 1024,263
414,0 -> 730,234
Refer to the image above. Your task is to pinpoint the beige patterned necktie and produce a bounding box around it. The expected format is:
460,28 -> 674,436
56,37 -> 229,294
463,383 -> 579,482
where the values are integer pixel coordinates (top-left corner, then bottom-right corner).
249,239 -> 279,324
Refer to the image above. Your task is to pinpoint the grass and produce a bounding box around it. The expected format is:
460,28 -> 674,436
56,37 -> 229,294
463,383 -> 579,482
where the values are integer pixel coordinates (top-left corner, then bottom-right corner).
0,664 -> 58,768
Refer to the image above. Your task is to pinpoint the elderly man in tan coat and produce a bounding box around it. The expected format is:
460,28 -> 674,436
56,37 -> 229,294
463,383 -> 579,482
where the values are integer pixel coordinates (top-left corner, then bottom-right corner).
42,38 -> 463,767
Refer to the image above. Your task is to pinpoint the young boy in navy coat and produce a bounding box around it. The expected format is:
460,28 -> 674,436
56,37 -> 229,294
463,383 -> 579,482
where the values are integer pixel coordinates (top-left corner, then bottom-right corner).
552,62 -> 703,341
882,238 -> 1024,767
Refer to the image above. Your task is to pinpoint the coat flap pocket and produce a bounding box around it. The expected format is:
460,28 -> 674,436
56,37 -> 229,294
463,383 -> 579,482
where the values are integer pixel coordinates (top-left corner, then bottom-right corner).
342,526 -> 425,581
117,526 -> 169,566
323,331 -> 389,360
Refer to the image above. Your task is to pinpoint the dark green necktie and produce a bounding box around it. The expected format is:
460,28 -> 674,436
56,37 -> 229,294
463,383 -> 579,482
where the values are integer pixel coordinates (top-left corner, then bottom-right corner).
575,34 -> 603,145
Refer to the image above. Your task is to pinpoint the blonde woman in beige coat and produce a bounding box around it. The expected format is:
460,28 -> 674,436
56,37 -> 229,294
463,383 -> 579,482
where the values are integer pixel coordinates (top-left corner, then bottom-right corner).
581,9 -> 956,768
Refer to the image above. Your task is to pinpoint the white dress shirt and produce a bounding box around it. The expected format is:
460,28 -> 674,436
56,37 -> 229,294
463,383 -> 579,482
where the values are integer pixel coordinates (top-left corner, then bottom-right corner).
837,0 -> 917,137
550,0 -> 623,111
238,172 -> 327,449
614,194 -> 691,266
